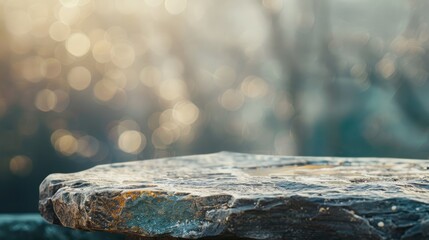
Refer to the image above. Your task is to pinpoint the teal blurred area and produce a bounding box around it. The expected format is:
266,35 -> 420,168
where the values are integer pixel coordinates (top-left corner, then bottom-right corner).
0,214 -> 124,239
0,0 -> 428,212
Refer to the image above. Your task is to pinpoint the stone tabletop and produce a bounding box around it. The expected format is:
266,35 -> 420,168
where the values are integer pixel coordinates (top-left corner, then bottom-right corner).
39,152 -> 429,239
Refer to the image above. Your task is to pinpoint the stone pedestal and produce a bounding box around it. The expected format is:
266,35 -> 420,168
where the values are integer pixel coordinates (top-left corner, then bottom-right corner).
39,152 -> 429,239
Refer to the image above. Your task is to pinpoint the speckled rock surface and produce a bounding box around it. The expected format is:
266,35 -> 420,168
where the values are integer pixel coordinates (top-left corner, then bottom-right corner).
40,152 -> 429,239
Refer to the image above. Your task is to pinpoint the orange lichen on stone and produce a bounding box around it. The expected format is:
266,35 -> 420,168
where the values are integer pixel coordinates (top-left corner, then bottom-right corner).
111,191 -> 144,217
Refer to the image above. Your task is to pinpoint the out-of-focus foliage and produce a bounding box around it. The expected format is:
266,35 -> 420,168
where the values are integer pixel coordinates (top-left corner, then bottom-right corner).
0,0 -> 428,212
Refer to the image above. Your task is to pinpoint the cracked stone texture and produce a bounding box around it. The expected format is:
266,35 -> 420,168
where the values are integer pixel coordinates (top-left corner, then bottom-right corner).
39,152 -> 429,239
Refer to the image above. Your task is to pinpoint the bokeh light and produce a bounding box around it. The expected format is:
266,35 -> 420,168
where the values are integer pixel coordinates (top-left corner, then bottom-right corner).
93,79 -> 117,101
172,100 -> 199,125
159,79 -> 187,101
110,43 -> 136,68
35,89 -> 58,112
165,0 -> 187,15
1,0 -> 429,213
241,76 -> 269,98
67,66 -> 92,90
49,21 -> 71,42
77,135 -> 100,158
92,40 -> 112,63
9,155 -> 32,176
66,33 -> 91,57
118,130 -> 146,154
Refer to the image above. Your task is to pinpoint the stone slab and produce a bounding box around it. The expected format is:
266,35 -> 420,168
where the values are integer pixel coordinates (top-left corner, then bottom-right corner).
39,152 -> 429,239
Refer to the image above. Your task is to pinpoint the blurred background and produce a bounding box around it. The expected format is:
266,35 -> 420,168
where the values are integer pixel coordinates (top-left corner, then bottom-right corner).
0,0 -> 428,213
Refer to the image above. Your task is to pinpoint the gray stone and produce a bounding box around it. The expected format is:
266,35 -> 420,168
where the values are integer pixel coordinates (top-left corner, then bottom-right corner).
0,214 -> 124,240
39,152 -> 429,239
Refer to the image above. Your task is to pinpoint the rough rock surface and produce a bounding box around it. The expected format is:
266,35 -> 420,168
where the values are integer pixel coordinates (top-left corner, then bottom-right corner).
0,214 -> 124,240
40,152 -> 429,239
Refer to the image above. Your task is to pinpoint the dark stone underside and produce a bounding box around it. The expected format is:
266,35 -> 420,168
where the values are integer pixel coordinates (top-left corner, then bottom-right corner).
39,152 -> 429,239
